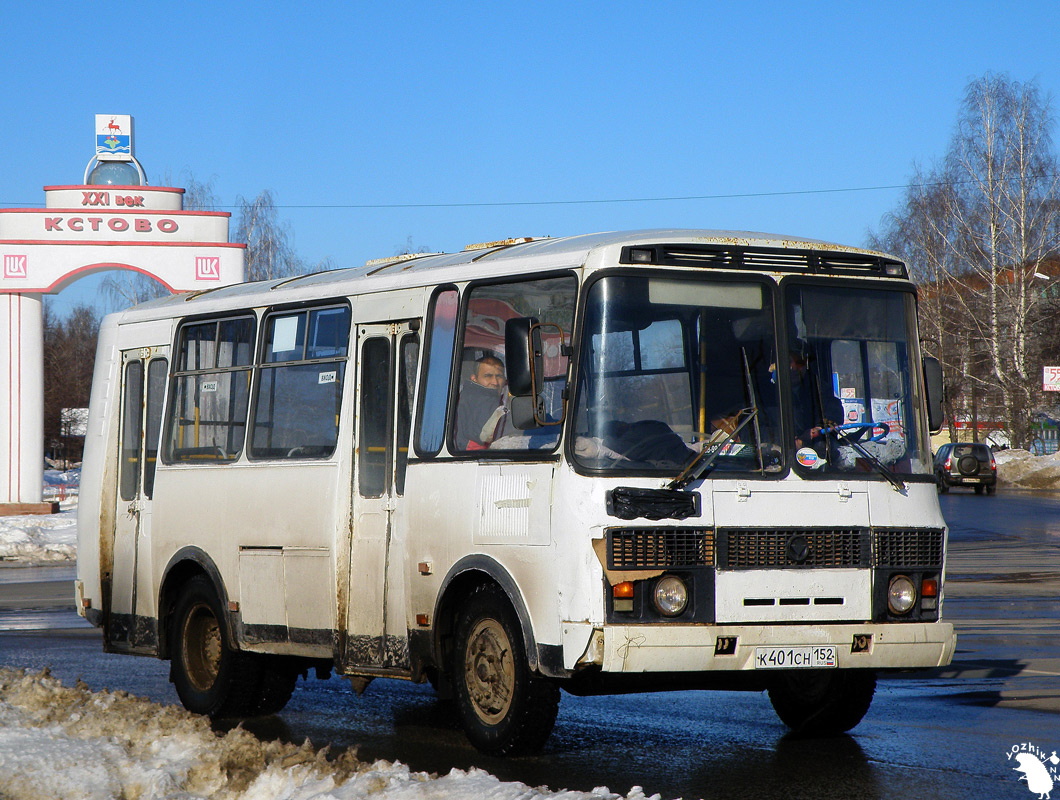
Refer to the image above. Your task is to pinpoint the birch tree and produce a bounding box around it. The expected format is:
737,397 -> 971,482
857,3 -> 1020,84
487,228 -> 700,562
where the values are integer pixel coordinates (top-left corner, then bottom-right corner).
947,75 -> 1059,446
232,189 -> 309,281
875,74 -> 1059,447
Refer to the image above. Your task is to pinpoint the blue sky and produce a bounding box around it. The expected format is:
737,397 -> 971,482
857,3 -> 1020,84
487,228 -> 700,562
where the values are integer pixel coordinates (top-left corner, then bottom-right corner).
3,1 -> 1058,316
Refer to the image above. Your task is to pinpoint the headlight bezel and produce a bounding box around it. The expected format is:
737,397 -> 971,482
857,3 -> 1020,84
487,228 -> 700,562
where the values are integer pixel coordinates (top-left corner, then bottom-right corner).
887,574 -> 918,615
652,575 -> 689,617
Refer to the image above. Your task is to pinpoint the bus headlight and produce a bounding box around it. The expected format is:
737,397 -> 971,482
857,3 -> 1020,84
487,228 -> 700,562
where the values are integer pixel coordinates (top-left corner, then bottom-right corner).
653,575 -> 688,617
887,575 -> 917,615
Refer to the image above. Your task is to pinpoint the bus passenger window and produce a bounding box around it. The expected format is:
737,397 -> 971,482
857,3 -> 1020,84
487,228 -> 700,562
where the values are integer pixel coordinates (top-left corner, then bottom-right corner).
453,275 -> 576,453
415,288 -> 458,456
250,305 -> 350,460
164,315 -> 255,464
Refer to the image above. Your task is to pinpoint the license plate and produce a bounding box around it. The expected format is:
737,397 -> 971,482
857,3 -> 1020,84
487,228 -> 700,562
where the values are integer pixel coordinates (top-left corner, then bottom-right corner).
754,645 -> 837,669
961,477 -> 980,483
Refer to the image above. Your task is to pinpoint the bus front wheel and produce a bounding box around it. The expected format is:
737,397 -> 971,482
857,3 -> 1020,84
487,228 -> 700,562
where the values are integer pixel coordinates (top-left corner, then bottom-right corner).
767,669 -> 876,735
450,584 -> 559,755
171,575 -> 294,718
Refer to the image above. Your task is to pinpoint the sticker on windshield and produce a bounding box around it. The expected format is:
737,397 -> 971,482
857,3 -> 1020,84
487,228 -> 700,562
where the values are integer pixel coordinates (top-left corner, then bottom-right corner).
796,447 -> 824,469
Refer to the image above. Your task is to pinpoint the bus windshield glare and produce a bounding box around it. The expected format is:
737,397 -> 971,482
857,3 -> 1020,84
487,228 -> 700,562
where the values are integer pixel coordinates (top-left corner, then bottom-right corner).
572,275 -> 931,478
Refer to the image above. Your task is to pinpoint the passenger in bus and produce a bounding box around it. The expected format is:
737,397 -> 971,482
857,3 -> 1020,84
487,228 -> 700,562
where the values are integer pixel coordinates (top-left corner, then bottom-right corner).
456,355 -> 508,450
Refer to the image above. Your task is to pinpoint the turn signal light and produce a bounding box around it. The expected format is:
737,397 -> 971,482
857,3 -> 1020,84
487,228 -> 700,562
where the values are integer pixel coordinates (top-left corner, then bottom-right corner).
922,578 -> 938,597
613,581 -> 635,598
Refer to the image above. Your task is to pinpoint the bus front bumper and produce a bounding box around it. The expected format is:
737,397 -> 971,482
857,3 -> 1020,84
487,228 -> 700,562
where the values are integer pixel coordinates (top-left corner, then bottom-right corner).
599,622 -> 956,673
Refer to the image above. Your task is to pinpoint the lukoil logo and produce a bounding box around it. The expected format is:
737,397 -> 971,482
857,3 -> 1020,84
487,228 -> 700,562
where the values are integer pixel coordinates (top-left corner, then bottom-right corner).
1007,741 -> 1059,798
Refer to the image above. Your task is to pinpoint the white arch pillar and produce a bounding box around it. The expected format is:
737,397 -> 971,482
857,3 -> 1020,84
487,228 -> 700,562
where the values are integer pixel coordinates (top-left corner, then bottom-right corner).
1,183 -> 245,514
1,292 -> 43,507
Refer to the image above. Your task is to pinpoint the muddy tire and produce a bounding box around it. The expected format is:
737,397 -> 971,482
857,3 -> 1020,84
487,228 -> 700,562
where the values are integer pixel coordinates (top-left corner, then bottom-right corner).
768,669 -> 876,735
171,575 -> 268,718
450,584 -> 559,755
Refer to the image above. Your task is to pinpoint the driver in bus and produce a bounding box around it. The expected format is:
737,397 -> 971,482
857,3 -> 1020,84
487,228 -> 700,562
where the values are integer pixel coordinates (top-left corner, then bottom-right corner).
456,355 -> 508,450
788,350 -> 843,450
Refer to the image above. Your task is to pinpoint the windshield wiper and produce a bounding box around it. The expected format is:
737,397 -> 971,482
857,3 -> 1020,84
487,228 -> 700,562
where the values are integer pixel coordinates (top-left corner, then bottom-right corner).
668,408 -> 758,490
826,425 -> 907,493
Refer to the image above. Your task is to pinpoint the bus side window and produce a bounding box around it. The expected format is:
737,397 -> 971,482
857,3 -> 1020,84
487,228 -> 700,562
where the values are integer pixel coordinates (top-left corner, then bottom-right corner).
359,337 -> 391,497
250,305 -> 350,460
453,275 -> 576,453
119,361 -> 144,502
415,287 -> 458,456
395,333 -> 420,494
143,358 -> 168,499
164,315 -> 255,463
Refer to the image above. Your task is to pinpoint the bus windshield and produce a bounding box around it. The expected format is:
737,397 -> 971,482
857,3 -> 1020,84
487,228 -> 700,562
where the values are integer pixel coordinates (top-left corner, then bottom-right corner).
571,275 -> 932,479
572,275 -> 782,474
783,282 -> 931,477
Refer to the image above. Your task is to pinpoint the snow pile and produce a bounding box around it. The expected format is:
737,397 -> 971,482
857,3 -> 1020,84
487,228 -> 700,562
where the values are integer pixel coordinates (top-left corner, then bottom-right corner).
0,506 -> 77,562
994,448 -> 1060,489
0,668 -> 660,800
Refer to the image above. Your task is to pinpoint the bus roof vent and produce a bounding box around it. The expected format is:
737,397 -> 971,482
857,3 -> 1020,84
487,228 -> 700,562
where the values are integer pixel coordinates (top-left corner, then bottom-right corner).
817,253 -> 907,278
364,252 -> 444,269
656,246 -> 735,267
740,249 -> 812,271
463,237 -> 539,252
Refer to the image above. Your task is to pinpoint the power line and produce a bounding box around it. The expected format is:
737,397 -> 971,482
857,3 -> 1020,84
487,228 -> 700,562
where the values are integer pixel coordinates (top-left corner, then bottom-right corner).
0,181 -> 917,211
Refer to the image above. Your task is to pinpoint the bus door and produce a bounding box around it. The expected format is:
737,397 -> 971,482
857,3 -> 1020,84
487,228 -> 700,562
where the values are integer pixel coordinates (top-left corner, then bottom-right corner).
110,347 -> 168,650
347,321 -> 420,669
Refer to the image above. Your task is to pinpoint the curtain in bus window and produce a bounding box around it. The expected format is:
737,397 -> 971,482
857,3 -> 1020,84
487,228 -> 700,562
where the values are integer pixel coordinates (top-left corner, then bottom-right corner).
143,359 -> 167,499
359,338 -> 391,497
416,288 -> 458,456
120,361 -> 144,501
454,275 -> 576,452
249,306 -> 350,460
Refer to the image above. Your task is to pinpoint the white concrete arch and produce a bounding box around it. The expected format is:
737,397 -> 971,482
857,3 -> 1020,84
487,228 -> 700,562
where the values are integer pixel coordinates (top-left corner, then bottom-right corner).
0,185 -> 245,512
41,262 -> 181,296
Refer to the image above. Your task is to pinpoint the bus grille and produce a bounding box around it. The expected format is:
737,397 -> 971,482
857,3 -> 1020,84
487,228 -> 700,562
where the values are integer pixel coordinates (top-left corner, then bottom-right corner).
607,528 -> 714,569
718,528 -> 870,569
874,529 -> 944,568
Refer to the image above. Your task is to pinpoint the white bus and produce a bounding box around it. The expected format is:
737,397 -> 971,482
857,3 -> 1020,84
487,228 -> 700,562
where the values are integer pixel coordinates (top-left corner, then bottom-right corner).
76,230 -> 955,754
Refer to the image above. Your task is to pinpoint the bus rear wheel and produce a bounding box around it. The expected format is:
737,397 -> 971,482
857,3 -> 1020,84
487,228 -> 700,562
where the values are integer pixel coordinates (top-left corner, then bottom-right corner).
767,669 -> 876,735
171,575 -> 295,718
450,584 -> 559,755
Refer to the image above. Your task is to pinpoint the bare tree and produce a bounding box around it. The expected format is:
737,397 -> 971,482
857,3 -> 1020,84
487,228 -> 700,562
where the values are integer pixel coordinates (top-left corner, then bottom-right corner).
875,74 -> 1060,447
42,302 -> 101,464
100,171 -> 221,309
946,75 -> 1060,445
232,189 -> 310,281
872,165 -> 968,441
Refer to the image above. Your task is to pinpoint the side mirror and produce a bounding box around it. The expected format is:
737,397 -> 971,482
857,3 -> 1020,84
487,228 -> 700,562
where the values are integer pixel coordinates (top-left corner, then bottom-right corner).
504,316 -> 566,428
505,316 -> 539,398
923,356 -> 944,432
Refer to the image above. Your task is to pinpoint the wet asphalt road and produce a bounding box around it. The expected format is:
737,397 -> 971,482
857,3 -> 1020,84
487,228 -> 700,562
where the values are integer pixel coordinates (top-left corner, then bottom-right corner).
1,490 -> 1058,800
